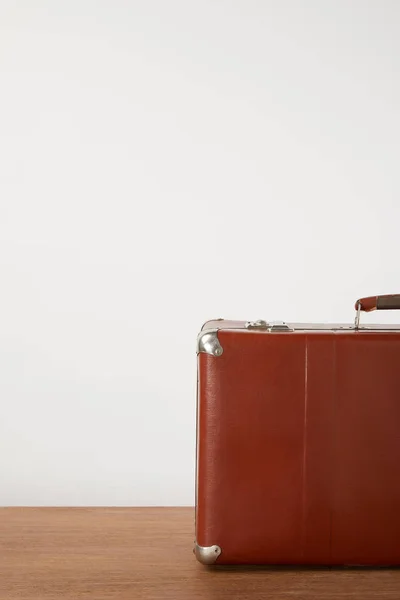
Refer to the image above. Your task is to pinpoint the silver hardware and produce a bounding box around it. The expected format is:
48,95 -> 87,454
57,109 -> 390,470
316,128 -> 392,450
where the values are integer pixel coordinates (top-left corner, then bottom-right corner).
246,320 -> 268,329
193,542 -> 221,565
355,301 -> 361,330
267,321 -> 293,331
245,321 -> 400,331
246,320 -> 293,332
197,329 -> 223,356
199,319 -> 400,339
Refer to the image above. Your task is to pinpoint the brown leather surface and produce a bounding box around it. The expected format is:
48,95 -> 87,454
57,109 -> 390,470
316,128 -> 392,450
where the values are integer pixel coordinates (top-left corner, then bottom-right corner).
196,329 -> 400,565
356,294 -> 400,312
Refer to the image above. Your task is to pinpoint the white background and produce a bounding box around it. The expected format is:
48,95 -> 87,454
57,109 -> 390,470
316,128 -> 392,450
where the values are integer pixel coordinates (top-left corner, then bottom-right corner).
0,1 -> 399,506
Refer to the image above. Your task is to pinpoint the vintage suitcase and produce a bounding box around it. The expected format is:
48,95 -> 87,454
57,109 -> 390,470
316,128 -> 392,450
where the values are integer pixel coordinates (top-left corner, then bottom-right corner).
194,295 -> 400,565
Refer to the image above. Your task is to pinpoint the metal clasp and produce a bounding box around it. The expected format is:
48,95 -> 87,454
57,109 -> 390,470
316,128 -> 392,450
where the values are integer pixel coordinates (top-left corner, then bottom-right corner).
246,320 -> 292,332
246,320 -> 269,329
267,321 -> 292,331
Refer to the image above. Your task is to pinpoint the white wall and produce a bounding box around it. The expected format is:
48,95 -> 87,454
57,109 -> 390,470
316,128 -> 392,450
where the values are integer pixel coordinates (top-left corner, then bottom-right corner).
0,0 -> 399,506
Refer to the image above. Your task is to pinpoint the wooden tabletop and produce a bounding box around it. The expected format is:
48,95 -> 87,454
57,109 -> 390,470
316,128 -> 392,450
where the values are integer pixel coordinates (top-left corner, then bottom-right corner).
1,508 -> 399,599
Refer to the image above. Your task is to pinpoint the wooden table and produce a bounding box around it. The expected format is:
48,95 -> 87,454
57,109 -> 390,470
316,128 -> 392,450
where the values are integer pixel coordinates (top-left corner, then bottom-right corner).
1,508 -> 399,599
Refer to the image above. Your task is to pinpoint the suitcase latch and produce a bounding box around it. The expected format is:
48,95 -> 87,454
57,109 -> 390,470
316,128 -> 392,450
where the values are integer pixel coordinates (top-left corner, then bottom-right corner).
246,320 -> 292,332
246,319 -> 269,329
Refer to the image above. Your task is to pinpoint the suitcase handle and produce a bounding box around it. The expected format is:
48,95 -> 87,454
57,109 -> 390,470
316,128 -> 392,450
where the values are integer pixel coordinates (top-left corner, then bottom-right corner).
355,295 -> 400,312
354,294 -> 400,328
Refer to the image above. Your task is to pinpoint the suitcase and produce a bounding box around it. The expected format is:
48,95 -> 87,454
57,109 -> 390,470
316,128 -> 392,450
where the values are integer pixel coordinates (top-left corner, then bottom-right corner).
194,294 -> 400,566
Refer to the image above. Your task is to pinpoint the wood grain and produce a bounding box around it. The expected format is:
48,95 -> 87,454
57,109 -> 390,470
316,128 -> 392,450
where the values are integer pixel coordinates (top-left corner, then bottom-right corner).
1,508 -> 400,600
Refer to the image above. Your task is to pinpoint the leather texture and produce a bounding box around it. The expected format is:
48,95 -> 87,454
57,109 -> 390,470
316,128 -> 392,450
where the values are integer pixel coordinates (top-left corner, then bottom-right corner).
356,294 -> 400,312
196,327 -> 400,565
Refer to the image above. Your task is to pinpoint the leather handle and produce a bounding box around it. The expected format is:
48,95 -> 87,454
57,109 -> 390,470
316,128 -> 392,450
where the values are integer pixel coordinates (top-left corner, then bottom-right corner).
355,294 -> 400,313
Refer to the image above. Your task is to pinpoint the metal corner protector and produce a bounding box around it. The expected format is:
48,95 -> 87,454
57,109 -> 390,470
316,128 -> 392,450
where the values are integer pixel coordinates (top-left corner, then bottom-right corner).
196,329 -> 223,356
193,542 -> 222,565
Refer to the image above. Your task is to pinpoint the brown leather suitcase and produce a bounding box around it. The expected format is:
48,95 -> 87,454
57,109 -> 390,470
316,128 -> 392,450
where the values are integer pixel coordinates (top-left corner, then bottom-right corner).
195,295 -> 400,565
